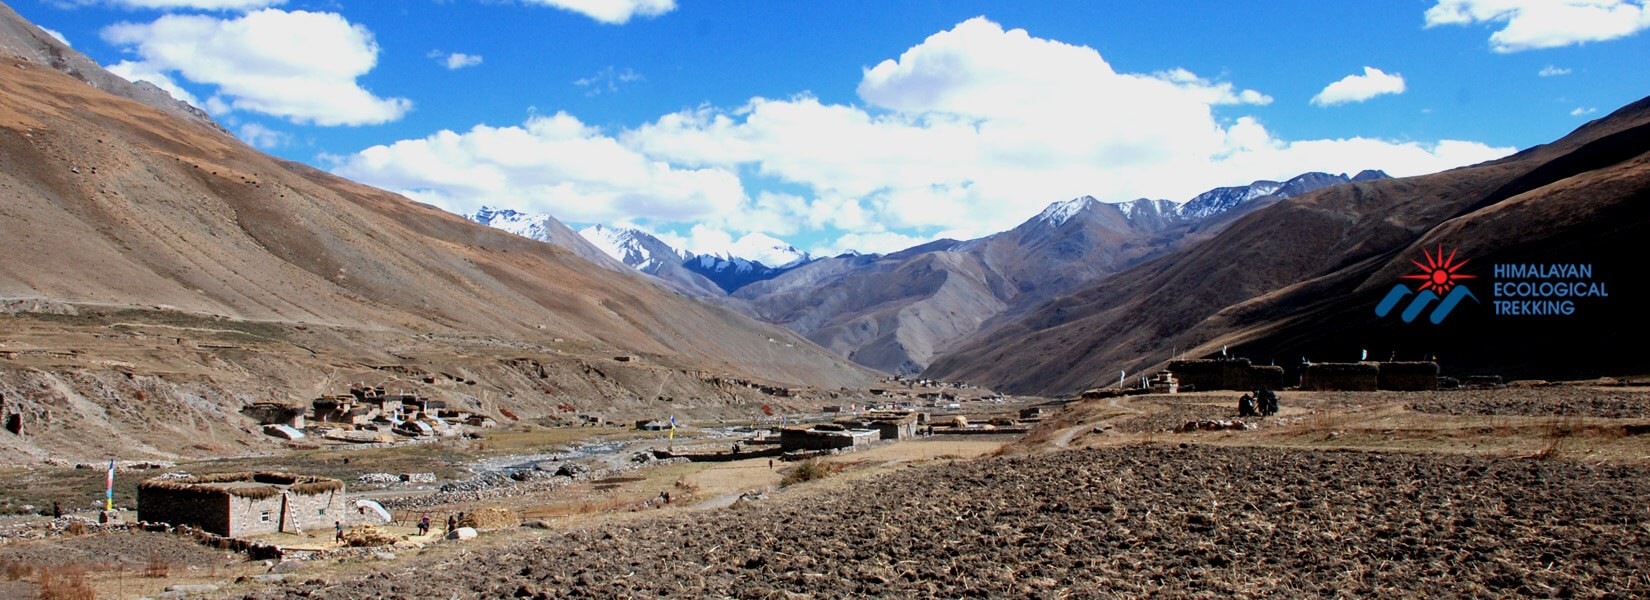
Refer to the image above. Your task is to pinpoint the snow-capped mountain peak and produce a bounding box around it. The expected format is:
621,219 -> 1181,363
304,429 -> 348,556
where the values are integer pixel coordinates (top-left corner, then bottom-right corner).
1176,180 -> 1282,220
1036,196 -> 1101,227
467,205 -> 552,240
725,232 -> 811,269
577,224 -> 684,271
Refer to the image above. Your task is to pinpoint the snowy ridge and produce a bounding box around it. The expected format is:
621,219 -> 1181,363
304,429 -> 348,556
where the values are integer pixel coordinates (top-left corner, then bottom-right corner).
578,224 -> 683,271
1176,181 -> 1281,220
724,232 -> 812,269
1036,196 -> 1101,226
469,206 -> 554,240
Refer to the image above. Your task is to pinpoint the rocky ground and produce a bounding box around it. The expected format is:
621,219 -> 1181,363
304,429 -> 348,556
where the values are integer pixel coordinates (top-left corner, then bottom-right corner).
240,444 -> 1650,599
1408,386 -> 1650,419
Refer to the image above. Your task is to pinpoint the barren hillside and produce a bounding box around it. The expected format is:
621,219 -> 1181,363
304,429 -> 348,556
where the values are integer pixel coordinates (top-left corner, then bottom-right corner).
927,96 -> 1650,395
0,10 -> 875,463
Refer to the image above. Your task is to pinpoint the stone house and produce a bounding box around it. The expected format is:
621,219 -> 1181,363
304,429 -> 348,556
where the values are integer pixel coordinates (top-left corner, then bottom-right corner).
138,472 -> 348,538
779,425 -> 880,451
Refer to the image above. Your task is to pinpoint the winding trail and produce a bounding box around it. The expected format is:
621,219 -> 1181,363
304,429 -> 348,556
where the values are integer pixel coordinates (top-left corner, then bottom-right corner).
1053,396 -> 1146,448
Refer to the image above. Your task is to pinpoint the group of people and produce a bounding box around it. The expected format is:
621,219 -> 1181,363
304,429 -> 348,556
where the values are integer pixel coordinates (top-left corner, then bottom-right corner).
1237,388 -> 1280,417
412,511 -> 465,536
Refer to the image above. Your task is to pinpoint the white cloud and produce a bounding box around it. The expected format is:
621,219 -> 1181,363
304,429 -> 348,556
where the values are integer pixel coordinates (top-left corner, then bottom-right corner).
338,17 -> 1514,253
40,27 -> 69,46
1311,67 -> 1406,106
1571,106 -> 1598,116
428,50 -> 482,70
332,112 -> 746,224
1425,0 -> 1650,52
521,0 -> 675,24
101,9 -> 411,126
236,122 -> 289,149
105,59 -> 199,105
574,66 -> 643,96
1538,65 -> 1572,76
92,0 -> 287,9
812,231 -> 935,257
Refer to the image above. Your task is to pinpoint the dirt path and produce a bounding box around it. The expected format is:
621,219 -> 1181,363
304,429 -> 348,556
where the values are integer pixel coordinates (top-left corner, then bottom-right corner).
1053,396 -> 1143,447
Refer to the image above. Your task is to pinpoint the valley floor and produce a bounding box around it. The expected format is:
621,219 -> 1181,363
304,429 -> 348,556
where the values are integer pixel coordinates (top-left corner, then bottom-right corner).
3,384 -> 1648,598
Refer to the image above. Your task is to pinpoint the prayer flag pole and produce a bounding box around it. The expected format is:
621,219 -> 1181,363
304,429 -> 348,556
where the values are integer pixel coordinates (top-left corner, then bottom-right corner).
105,458 -> 115,511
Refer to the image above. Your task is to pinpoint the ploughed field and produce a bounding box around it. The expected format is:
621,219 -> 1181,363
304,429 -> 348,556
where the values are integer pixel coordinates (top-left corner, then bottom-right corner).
250,444 -> 1650,598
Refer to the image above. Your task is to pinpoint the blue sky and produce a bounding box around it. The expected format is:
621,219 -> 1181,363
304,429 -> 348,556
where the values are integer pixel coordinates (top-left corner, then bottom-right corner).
16,0 -> 1650,257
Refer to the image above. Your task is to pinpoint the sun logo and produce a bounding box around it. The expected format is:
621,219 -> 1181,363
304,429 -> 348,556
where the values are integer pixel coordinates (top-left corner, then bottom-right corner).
1375,245 -> 1479,325
1400,245 -> 1477,294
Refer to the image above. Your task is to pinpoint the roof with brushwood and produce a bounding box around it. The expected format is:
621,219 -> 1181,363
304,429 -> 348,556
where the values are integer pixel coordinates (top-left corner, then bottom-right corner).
139,471 -> 344,499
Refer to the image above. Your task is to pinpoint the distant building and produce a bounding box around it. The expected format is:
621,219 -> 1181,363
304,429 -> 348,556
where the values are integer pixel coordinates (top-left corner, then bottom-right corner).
1167,358 -> 1285,391
779,426 -> 880,451
138,472 -> 347,538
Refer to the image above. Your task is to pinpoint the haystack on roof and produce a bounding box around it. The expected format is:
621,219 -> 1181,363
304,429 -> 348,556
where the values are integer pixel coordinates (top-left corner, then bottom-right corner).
139,471 -> 344,500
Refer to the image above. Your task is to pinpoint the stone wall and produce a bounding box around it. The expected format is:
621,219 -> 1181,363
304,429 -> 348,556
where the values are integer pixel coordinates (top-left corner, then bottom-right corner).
1302,363 -> 1380,391
1376,362 -> 1440,391
1168,359 -> 1286,391
138,486 -> 233,536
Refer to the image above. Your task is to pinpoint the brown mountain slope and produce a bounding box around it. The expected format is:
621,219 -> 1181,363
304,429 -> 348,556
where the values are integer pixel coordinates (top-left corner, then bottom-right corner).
926,96 -> 1650,395
0,31 -> 874,461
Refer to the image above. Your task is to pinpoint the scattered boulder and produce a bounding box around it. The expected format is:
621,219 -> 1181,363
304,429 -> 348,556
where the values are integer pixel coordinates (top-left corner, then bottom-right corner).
447,527 -> 478,541
1177,419 -> 1254,433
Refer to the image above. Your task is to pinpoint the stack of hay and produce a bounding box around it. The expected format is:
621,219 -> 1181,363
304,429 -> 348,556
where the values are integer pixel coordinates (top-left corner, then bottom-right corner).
342,525 -> 399,547
459,508 -> 520,530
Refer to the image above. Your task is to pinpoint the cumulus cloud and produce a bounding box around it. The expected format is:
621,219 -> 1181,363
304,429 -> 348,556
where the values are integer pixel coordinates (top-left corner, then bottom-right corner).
521,0 -> 675,24
332,112 -> 746,224
40,27 -> 69,46
428,50 -> 483,70
1425,0 -> 1650,52
337,17 -> 1513,252
101,9 -> 411,126
105,59 -> 199,105
1539,65 -> 1572,76
1311,67 -> 1407,106
90,0 -> 286,9
236,122 -> 289,149
1571,107 -> 1598,116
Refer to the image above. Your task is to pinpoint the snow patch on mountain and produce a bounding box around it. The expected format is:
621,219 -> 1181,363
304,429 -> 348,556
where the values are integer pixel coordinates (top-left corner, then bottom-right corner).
1176,181 -> 1282,220
1036,196 -> 1101,227
578,224 -> 683,271
469,206 -> 553,240
724,232 -> 812,268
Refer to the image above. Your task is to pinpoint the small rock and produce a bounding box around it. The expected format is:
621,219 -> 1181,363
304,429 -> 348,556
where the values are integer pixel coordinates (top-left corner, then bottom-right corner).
522,520 -> 554,529
164,583 -> 220,593
371,551 -> 397,561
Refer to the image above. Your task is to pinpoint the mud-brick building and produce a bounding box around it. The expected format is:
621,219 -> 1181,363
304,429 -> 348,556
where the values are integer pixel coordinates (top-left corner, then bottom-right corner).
780,425 -> 880,451
1167,358 -> 1286,391
839,411 -> 920,441
1301,362 -> 1381,391
138,472 -> 346,538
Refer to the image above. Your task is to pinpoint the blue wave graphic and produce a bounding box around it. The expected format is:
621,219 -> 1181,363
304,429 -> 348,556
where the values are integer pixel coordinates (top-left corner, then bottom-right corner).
1430,285 -> 1478,324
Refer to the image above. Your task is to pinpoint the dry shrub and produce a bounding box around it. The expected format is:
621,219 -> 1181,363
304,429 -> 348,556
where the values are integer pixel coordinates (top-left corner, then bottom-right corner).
780,459 -> 838,487
35,563 -> 95,600
143,548 -> 170,578
63,520 -> 87,536
2,557 -> 36,580
1532,413 -> 1584,460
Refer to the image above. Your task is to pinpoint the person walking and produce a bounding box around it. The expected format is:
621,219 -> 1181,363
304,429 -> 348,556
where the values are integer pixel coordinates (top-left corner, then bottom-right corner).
418,513 -> 431,536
